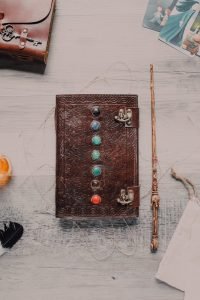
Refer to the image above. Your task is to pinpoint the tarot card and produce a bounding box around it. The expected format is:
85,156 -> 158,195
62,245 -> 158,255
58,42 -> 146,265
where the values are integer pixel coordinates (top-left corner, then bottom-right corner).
143,0 -> 178,32
159,0 -> 200,57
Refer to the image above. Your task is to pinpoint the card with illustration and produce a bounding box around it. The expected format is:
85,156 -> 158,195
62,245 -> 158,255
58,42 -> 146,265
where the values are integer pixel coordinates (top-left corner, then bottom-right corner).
143,0 -> 178,32
159,0 -> 200,57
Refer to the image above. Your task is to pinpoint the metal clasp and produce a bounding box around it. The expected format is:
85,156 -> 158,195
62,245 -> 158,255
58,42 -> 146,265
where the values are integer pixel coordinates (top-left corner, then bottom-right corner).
115,108 -> 132,127
117,188 -> 134,205
0,24 -> 42,48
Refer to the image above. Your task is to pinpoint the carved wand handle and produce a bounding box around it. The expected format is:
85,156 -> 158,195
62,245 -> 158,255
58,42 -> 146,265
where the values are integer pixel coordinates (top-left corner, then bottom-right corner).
150,64 -> 160,253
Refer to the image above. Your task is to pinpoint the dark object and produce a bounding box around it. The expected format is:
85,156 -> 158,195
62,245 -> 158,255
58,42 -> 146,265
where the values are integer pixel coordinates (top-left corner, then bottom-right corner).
0,222 -> 23,249
92,106 -> 101,117
0,0 -> 56,73
56,94 -> 140,219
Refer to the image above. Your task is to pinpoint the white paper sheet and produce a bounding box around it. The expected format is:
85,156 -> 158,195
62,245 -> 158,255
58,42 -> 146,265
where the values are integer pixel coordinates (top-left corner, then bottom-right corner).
184,220 -> 200,300
156,198 -> 200,292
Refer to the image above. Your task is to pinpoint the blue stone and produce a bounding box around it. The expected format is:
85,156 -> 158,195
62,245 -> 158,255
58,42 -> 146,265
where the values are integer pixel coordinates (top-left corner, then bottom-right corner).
91,120 -> 101,131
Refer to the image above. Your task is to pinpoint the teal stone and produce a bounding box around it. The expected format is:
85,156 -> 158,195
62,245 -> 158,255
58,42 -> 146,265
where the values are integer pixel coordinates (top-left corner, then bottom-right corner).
91,150 -> 101,161
92,166 -> 102,177
92,135 -> 101,146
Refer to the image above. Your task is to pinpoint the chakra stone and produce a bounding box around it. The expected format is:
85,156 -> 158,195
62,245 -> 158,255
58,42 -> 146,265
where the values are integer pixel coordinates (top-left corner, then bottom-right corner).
92,166 -> 102,177
91,195 -> 101,205
92,106 -> 100,117
91,150 -> 101,161
91,179 -> 101,191
92,135 -> 101,146
91,120 -> 101,131
91,194 -> 102,205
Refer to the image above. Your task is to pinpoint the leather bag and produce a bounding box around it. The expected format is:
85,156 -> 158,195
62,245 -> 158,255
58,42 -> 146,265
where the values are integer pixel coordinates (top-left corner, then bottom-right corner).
0,0 -> 56,73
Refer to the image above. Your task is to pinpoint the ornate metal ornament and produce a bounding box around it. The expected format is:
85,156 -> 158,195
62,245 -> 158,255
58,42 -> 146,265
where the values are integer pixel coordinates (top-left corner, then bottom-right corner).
90,179 -> 101,191
117,188 -> 134,205
1,25 -> 15,42
115,108 -> 133,127
0,24 -> 42,47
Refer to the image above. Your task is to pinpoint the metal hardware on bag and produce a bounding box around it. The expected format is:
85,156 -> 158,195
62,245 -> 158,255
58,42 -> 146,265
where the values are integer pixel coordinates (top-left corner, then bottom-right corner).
0,25 -> 42,48
114,108 -> 133,127
0,25 -> 15,42
117,188 -> 134,205
19,28 -> 28,49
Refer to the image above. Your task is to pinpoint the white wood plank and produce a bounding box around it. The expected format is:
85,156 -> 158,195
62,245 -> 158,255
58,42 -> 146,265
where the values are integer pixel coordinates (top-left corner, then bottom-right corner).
1,0 -> 200,299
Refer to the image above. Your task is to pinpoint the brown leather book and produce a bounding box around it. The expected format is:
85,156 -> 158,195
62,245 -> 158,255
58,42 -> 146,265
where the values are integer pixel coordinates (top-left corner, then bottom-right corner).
0,0 -> 56,73
56,94 -> 140,219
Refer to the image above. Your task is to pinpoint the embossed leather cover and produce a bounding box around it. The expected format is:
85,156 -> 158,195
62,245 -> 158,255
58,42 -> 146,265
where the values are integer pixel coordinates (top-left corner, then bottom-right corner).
56,95 -> 140,219
0,0 -> 56,73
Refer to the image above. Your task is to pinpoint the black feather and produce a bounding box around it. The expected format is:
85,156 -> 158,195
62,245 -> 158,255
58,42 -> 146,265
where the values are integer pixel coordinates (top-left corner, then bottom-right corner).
0,222 -> 23,249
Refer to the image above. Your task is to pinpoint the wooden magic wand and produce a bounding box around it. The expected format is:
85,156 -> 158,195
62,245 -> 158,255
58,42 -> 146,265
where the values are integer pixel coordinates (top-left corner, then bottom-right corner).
150,64 -> 160,253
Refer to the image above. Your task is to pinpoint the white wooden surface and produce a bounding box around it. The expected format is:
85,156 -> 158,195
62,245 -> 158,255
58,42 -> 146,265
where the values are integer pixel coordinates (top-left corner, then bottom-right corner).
0,0 -> 200,299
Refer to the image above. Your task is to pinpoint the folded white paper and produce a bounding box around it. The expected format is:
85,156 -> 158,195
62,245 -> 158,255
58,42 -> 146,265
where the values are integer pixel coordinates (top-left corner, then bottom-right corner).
156,198 -> 200,292
184,220 -> 200,300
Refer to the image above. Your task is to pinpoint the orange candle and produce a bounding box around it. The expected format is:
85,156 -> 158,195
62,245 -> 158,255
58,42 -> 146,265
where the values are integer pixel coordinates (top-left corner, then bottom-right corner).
0,155 -> 12,187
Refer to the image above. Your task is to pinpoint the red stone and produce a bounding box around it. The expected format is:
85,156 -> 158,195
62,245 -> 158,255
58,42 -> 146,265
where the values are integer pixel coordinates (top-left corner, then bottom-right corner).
91,195 -> 101,205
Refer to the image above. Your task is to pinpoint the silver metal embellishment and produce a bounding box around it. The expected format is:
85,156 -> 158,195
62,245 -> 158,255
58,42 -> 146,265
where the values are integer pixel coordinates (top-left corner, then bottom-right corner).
0,25 -> 42,47
117,188 -> 134,205
115,108 -> 133,127
1,25 -> 15,42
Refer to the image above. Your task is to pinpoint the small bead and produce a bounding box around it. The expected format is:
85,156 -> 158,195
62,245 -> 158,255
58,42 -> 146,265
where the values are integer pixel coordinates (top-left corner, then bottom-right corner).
92,135 -> 101,146
91,120 -> 101,131
91,179 -> 101,190
92,106 -> 100,117
91,195 -> 102,205
92,166 -> 102,177
91,150 -> 101,161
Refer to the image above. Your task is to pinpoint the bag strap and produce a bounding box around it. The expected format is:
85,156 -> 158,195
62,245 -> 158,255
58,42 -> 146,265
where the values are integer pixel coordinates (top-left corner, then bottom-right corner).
2,0 -> 54,26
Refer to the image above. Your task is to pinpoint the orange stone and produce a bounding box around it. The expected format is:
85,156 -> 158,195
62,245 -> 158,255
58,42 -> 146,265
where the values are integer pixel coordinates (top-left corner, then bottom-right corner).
91,195 -> 101,205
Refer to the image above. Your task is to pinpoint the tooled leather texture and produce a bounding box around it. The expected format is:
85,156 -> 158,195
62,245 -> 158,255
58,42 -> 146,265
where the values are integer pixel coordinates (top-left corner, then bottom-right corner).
0,0 -> 56,72
56,94 -> 140,219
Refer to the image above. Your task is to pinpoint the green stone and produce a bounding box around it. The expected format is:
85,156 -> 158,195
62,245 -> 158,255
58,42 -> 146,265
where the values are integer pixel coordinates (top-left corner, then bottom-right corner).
92,166 -> 102,177
91,150 -> 101,161
92,135 -> 101,146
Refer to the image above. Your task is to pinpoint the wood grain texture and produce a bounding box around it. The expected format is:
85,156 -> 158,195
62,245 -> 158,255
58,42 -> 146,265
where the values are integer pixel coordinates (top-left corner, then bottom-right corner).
0,0 -> 200,299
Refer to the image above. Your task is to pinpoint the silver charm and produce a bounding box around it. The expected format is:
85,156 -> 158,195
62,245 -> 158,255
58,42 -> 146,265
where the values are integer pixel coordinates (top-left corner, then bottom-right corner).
1,25 -> 15,42
0,25 -> 42,47
117,188 -> 134,205
115,108 -> 133,127
91,179 -> 101,191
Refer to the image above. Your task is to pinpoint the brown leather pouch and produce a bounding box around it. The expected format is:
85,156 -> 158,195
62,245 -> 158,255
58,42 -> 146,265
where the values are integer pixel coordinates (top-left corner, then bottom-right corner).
56,94 -> 140,219
0,0 -> 56,73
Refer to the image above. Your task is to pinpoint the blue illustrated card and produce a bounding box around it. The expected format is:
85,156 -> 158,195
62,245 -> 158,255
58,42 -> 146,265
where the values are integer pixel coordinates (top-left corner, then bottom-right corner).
159,0 -> 200,56
143,0 -> 178,32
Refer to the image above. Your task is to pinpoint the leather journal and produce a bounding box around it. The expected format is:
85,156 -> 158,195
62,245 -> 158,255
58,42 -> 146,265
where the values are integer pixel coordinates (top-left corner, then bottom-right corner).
0,0 -> 56,73
56,94 -> 140,219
